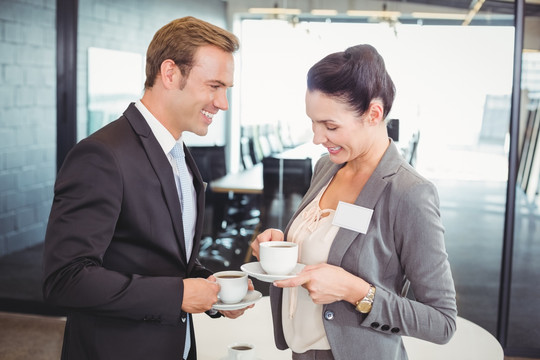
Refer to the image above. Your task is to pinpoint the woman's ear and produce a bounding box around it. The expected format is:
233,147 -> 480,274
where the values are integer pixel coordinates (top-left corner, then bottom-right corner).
367,100 -> 385,125
158,59 -> 179,89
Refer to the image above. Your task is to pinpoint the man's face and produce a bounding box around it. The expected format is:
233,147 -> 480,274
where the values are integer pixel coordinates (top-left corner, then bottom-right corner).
169,45 -> 235,137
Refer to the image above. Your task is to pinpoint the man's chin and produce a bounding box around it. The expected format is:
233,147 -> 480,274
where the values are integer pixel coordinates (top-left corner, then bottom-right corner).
192,127 -> 209,137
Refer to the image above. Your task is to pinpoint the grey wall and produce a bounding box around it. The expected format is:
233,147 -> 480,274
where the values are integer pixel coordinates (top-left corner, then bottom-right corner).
0,0 -> 229,257
77,0 -> 229,145
0,0 -> 56,256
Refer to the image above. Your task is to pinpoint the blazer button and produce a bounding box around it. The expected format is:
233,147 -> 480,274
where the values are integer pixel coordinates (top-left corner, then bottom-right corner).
391,327 -> 400,333
370,322 -> 380,329
324,310 -> 335,321
381,325 -> 390,331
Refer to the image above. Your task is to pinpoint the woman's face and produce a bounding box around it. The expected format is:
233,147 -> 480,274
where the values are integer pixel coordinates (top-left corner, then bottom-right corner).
306,90 -> 378,165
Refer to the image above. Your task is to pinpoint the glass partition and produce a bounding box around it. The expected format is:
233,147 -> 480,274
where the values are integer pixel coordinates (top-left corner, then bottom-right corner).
239,18 -> 514,336
508,4 -> 540,353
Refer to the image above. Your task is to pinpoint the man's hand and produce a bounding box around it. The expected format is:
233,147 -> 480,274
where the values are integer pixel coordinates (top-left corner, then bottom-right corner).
219,278 -> 256,319
181,277 -> 220,313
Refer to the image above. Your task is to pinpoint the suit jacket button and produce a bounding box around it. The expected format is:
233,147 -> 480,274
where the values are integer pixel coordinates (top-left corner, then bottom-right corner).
370,322 -> 380,329
381,325 -> 390,331
391,327 -> 400,333
324,310 -> 334,321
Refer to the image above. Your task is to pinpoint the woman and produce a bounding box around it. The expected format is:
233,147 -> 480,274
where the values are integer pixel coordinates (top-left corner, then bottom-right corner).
251,44 -> 457,360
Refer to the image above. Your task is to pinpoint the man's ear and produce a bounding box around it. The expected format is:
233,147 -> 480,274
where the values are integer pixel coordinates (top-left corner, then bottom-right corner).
158,59 -> 179,90
367,100 -> 384,125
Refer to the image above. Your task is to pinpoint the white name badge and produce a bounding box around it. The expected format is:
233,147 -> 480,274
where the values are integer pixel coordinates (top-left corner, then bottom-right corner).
332,201 -> 373,234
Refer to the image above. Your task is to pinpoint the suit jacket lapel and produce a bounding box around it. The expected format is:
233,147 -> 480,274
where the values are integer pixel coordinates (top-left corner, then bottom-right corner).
328,142 -> 404,266
288,143 -> 403,267
123,103 -> 188,262
184,146 -> 205,272
327,165 -> 389,266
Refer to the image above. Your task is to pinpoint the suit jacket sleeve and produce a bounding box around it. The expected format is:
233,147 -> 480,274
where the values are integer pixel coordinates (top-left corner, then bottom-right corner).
360,178 -> 457,344
42,136 -> 185,326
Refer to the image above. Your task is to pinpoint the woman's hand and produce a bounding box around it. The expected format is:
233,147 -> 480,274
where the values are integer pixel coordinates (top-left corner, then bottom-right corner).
250,228 -> 284,260
274,263 -> 370,305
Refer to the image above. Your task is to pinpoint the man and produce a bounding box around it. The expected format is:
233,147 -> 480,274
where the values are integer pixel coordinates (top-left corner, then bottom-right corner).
43,16 -> 249,360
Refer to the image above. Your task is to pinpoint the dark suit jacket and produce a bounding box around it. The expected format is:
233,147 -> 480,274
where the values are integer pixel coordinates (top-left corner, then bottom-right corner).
42,103 -> 212,360
270,141 -> 457,360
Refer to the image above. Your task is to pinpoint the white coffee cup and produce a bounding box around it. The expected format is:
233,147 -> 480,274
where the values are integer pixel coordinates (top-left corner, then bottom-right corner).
227,343 -> 256,360
259,241 -> 298,275
215,270 -> 248,304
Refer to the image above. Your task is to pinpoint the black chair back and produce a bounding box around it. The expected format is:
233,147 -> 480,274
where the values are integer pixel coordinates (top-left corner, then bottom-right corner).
188,145 -> 227,182
262,157 -> 312,200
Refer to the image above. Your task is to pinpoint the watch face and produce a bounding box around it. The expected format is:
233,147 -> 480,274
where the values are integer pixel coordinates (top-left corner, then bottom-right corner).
358,301 -> 372,313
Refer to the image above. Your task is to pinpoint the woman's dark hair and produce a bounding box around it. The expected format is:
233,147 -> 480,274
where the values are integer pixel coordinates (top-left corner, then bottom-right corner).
307,44 -> 396,119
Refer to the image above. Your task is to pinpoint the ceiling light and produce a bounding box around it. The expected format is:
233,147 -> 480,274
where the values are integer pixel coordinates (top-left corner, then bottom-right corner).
462,0 -> 485,26
346,10 -> 401,18
411,12 -> 468,20
311,9 -> 338,16
248,7 -> 302,15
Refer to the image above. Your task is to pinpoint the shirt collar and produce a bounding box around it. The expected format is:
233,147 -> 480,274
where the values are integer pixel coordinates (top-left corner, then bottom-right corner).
135,100 -> 184,155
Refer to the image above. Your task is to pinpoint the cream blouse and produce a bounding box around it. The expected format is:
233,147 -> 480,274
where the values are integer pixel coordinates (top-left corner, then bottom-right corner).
282,181 -> 340,353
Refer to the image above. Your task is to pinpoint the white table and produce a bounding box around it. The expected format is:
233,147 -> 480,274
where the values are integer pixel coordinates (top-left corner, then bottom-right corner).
194,296 -> 503,360
402,316 -> 504,360
193,296 -> 291,360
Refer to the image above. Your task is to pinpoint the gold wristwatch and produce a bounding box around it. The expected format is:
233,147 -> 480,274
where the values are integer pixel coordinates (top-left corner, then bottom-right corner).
355,284 -> 376,314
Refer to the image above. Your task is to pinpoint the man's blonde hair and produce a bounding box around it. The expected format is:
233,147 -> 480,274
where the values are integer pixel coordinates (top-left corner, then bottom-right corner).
144,16 -> 239,89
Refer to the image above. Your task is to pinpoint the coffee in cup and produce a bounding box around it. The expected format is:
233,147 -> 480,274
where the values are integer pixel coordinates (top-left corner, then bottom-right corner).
227,342 -> 256,360
259,241 -> 298,275
215,270 -> 248,304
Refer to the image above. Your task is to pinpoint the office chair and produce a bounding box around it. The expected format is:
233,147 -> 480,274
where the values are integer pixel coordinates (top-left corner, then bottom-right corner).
240,136 -> 254,170
261,157 -> 313,229
408,131 -> 420,167
189,146 -> 258,270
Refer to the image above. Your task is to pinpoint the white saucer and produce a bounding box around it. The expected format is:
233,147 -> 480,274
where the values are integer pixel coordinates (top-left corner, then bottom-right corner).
240,262 -> 305,283
212,290 -> 262,311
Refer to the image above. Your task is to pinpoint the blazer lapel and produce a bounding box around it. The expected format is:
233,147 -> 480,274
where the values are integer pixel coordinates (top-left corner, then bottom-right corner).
327,168 -> 389,266
184,146 -> 206,272
123,103 -> 188,262
312,143 -> 403,267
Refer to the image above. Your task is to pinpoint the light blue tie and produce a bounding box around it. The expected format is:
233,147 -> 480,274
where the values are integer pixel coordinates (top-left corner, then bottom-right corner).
170,142 -> 195,360
171,142 -> 195,259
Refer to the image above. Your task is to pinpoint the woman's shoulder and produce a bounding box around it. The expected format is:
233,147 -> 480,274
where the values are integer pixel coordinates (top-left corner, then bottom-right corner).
313,154 -> 338,173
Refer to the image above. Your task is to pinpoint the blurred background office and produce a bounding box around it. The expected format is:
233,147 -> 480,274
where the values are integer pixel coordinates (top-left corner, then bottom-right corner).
0,0 -> 539,358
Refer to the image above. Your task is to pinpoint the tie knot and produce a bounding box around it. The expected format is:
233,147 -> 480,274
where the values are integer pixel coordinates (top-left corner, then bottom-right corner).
171,143 -> 185,159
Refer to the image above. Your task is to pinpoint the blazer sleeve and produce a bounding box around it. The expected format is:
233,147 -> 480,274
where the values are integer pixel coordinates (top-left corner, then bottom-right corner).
42,138 -> 184,326
361,179 -> 457,344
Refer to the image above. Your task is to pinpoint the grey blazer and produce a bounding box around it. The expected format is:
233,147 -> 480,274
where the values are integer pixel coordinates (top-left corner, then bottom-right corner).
270,141 -> 457,360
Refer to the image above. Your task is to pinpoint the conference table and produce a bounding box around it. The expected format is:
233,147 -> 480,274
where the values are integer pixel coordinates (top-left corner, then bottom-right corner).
193,296 -> 504,360
209,143 -> 326,230
209,163 -> 264,195
209,143 -> 325,195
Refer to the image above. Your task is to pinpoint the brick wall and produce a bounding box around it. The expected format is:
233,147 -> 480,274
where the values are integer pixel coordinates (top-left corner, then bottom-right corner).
0,0 -> 228,257
0,0 -> 56,256
76,0 -> 229,144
